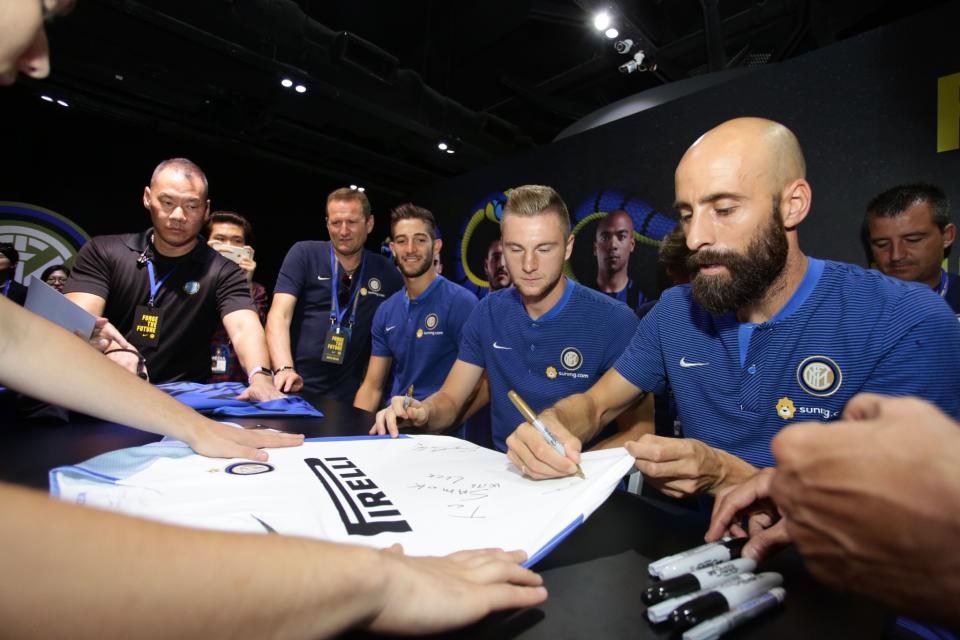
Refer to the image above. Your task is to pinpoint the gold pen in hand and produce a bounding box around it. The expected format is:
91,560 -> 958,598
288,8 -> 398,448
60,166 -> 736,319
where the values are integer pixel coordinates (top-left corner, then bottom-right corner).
508,390 -> 585,479
402,385 -> 414,411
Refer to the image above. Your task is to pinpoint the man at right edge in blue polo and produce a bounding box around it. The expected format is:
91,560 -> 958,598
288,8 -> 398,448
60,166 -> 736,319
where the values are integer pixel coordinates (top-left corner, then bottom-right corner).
863,183 -> 960,318
372,185 -> 650,452
506,117 -> 960,495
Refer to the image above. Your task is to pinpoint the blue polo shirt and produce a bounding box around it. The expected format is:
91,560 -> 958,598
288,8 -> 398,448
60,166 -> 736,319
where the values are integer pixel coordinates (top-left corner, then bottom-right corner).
371,275 -> 478,402
458,279 -> 639,451
604,278 -> 647,311
274,240 -> 402,401
615,258 -> 960,468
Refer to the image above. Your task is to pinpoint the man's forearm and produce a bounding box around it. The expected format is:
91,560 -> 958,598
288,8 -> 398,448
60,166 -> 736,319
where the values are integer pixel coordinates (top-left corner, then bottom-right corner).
0,300 -> 217,444
354,382 -> 384,412
542,393 -> 603,442
229,315 -> 273,376
421,391 -> 466,432
266,315 -> 295,369
0,482 -> 389,640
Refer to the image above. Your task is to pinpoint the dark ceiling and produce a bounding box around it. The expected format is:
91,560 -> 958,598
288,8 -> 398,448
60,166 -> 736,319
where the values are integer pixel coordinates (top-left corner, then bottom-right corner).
21,0 -> 953,199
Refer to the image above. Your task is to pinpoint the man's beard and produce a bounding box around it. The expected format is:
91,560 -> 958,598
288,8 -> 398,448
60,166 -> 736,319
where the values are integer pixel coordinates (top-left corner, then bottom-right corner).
399,247 -> 433,278
686,205 -> 789,314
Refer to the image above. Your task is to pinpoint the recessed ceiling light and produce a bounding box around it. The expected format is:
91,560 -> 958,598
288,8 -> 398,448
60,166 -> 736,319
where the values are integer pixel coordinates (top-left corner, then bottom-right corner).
41,95 -> 53,102
295,84 -> 307,93
446,148 -> 455,154
593,11 -> 611,31
438,142 -> 448,150
605,28 -> 619,39
56,99 -> 69,107
281,78 -> 293,88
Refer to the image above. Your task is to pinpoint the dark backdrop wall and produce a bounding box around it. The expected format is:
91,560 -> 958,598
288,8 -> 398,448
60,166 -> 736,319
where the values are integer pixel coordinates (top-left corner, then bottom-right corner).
0,93 -> 398,290
1,3 -> 959,298
414,2 -> 960,301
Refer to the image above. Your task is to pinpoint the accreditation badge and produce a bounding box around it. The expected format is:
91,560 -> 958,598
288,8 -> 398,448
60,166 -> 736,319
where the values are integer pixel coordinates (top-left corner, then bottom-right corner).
321,324 -> 351,364
131,304 -> 162,346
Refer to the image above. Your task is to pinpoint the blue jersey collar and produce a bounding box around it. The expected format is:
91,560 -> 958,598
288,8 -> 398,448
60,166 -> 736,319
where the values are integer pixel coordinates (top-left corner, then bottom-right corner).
405,274 -> 443,309
514,277 -> 575,322
768,257 -> 824,324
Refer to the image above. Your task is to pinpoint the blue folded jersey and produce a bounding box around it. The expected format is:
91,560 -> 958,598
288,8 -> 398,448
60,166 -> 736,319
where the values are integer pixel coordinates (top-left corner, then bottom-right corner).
157,382 -> 324,418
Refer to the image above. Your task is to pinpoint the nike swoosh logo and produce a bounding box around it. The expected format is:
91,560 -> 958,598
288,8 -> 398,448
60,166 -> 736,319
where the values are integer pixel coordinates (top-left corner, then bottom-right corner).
679,357 -> 709,368
492,342 -> 512,350
385,325 -> 396,332
317,275 -> 331,281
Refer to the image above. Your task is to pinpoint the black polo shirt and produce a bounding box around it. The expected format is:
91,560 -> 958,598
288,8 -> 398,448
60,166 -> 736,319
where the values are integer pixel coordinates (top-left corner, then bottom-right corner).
65,229 -> 256,383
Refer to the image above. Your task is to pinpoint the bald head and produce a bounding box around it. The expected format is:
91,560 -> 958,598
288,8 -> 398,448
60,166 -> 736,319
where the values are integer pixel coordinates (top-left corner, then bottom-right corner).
680,118 -> 805,197
597,210 -> 635,238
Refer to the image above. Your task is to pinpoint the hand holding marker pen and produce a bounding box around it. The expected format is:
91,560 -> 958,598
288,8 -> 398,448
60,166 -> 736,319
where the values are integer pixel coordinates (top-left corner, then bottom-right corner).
508,390 -> 585,479
402,385 -> 414,411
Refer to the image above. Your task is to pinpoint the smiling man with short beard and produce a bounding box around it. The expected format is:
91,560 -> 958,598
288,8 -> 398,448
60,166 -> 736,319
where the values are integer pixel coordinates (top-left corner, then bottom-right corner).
507,117 -> 960,498
354,203 -> 479,414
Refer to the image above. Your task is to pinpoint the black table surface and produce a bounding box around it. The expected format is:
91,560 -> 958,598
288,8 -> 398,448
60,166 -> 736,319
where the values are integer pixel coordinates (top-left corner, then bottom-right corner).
1,390 -> 886,639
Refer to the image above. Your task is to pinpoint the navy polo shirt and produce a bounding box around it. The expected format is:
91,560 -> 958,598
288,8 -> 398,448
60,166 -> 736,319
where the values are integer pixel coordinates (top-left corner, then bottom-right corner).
615,258 -> 960,468
458,279 -> 639,452
274,240 -> 402,401
371,275 -> 478,403
603,278 -> 647,311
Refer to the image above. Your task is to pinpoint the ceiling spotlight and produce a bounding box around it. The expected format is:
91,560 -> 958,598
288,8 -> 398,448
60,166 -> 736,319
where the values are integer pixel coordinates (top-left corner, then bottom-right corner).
56,99 -> 69,107
615,39 -> 634,54
350,184 -> 358,190
593,11 -> 611,31
446,148 -> 455,154
294,84 -> 307,93
357,187 -> 365,192
605,28 -> 619,39
281,78 -> 293,88
437,141 -> 449,151
41,95 -> 53,102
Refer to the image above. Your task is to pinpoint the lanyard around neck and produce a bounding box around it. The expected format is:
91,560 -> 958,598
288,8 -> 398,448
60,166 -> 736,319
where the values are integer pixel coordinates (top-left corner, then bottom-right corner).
329,244 -> 365,327
146,259 -> 177,307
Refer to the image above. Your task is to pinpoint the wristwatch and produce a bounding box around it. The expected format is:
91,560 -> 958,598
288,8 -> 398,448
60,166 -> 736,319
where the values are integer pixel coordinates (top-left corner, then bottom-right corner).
247,366 -> 274,385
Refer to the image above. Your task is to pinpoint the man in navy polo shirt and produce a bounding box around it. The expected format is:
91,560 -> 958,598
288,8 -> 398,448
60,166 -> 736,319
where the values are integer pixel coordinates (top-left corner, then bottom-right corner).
267,188 -> 402,401
507,117 -> 960,491
863,183 -> 960,315
354,203 -> 478,413
372,185 -> 648,452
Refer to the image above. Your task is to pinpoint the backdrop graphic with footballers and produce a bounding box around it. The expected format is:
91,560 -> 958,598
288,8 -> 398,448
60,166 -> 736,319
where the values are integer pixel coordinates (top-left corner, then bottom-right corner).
451,189 -> 678,303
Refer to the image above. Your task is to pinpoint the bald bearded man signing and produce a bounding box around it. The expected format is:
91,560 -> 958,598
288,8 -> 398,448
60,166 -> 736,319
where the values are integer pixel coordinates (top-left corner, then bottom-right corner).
505,117 -> 960,495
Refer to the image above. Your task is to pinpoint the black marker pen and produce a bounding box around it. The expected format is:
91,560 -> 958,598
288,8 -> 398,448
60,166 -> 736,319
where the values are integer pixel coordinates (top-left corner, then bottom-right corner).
642,558 -> 757,605
670,571 -> 784,631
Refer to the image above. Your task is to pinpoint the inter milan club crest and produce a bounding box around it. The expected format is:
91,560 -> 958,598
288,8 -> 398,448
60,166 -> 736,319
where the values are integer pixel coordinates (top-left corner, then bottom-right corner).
796,355 -> 842,397
225,462 -> 275,476
560,347 -> 583,371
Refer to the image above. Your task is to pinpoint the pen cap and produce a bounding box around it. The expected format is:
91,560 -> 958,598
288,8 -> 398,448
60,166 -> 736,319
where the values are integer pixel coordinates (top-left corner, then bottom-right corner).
720,536 -> 749,556
642,574 -> 699,605
671,592 -> 728,630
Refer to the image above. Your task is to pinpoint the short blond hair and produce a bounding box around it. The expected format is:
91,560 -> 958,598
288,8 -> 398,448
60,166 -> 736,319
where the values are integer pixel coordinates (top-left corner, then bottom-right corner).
502,185 -> 571,235
327,187 -> 371,219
